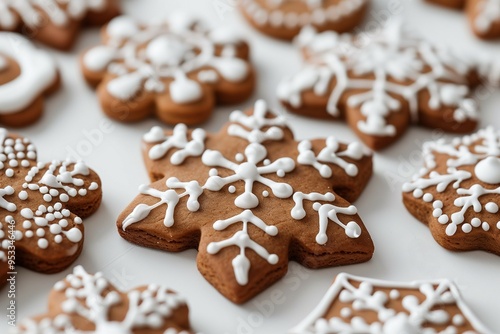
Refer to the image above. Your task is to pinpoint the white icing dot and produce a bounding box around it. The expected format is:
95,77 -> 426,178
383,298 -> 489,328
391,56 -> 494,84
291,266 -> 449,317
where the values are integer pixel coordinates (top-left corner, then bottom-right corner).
43,194 -> 52,202
340,307 -> 351,318
485,202 -> 499,213
497,221 -> 500,230
40,186 -> 48,194
413,189 -> 423,198
74,217 -> 83,224
38,239 -> 49,249
452,314 -> 465,326
54,235 -> 63,243
235,153 -> 244,162
18,191 -> 28,200
59,219 -> 69,228
423,193 -> 433,202
389,289 -> 400,299
25,231 -> 33,238
50,224 -> 62,234
433,200 -> 443,209
438,215 -> 449,224
78,189 -> 87,196
22,221 -> 31,229
432,209 -> 442,218
36,228 -> 45,237
262,190 -> 269,197
60,194 -> 69,202
462,223 -> 472,233
5,168 -> 14,177
209,168 -> 218,177
482,222 -> 490,231
471,218 -> 481,228
228,186 -> 236,193
277,169 -> 285,177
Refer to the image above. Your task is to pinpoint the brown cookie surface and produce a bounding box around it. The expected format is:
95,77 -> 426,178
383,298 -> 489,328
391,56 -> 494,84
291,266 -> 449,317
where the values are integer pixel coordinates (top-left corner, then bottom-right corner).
277,20 -> 480,150
15,266 -> 195,334
116,99 -> 375,304
403,127 -> 500,255
0,0 -> 120,50
0,33 -> 60,127
290,273 -> 493,333
81,15 -> 256,125
239,0 -> 369,40
0,128 -> 102,286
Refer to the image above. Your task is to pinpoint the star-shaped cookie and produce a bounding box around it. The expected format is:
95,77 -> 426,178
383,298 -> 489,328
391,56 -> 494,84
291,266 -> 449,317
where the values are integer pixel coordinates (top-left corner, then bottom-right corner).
277,20 -> 481,150
290,273 -> 493,334
117,99 -> 374,304
15,266 -> 195,334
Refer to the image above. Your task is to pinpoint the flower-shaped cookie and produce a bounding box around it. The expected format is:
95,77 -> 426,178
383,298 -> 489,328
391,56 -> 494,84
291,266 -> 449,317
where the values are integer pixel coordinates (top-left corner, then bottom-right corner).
427,0 -> 500,39
117,99 -> 374,304
0,33 -> 60,127
0,128 -> 102,286
15,266 -> 195,334
239,0 -> 369,40
277,19 -> 480,150
0,0 -> 120,50
403,127 -> 500,255
81,15 -> 255,125
290,273 -> 493,334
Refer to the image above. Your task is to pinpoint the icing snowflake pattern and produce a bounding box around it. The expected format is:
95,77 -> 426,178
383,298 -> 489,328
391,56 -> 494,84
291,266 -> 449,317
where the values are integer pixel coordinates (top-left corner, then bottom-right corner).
290,273 -> 493,334
15,266 -> 195,334
0,128 -> 101,282
118,99 -> 374,303
81,14 -> 253,124
277,19 -> 479,149
403,127 -> 500,254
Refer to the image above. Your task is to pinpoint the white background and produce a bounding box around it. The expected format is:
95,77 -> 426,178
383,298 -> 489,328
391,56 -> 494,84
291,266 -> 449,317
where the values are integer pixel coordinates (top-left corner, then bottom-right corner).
2,0 -> 500,333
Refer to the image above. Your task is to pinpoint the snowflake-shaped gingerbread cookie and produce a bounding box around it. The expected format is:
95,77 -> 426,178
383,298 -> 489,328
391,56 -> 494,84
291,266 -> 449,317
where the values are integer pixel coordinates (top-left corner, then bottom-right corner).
0,0 -> 120,50
403,127 -> 500,255
239,0 -> 369,40
117,99 -> 374,303
290,273 -> 493,334
0,33 -> 60,127
277,19 -> 481,150
81,15 -> 255,125
427,0 -> 500,39
15,266 -> 196,334
0,128 -> 102,286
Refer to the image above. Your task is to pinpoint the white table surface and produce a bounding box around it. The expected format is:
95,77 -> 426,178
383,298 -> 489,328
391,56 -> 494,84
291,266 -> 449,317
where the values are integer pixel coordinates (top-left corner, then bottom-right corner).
1,0 -> 500,333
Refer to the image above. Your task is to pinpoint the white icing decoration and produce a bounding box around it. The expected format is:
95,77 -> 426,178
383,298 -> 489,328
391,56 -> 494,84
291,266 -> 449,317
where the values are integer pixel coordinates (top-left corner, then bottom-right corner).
143,124 -> 206,163
291,192 -> 360,245
83,15 -> 250,104
474,0 -> 500,33
0,0 -> 107,29
122,100 -> 369,287
0,33 -> 57,114
277,19 -> 478,137
207,210 -> 279,285
0,128 -> 100,260
17,266 -> 188,333
203,142 -> 295,209
290,273 -> 493,334
240,0 -> 366,29
298,137 -> 370,178
403,127 -> 500,237
228,99 -> 287,144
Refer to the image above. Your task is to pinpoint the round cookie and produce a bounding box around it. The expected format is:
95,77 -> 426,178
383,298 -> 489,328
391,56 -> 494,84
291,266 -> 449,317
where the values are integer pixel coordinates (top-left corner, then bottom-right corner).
116,99 -> 374,304
239,0 -> 369,40
0,0 -> 120,50
0,32 -> 60,127
403,127 -> 500,256
80,15 -> 256,125
15,266 -> 196,334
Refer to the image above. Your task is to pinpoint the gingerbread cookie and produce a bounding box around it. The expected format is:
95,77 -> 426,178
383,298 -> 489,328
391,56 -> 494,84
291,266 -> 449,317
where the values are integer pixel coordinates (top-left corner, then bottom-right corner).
290,273 -> 493,333
239,0 -> 369,40
403,127 -> 500,256
0,128 -> 102,286
0,33 -> 60,127
277,20 -> 481,150
15,266 -> 195,334
81,15 -> 255,125
117,99 -> 374,304
0,0 -> 120,50
427,0 -> 500,39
